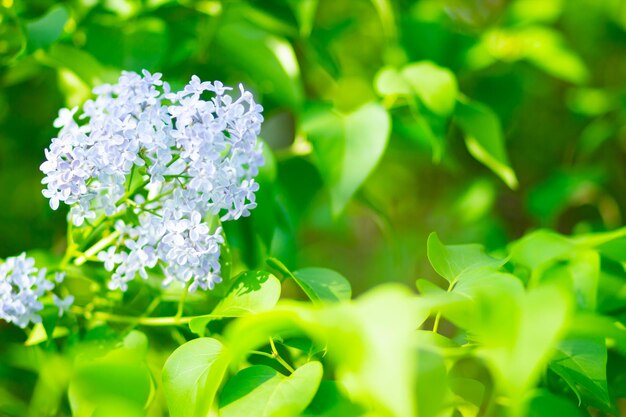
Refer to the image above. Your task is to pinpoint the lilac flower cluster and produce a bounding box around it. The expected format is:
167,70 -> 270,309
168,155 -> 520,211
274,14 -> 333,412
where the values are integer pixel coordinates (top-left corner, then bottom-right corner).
41,71 -> 264,292
0,254 -> 71,328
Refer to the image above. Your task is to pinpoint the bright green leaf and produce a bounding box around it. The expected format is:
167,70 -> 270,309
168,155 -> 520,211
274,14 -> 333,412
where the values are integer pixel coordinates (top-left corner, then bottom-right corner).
37,44 -> 115,87
189,271 -> 281,336
520,27 -> 589,84
414,349 -> 448,417
305,102 -> 391,215
427,232 -> 506,284
162,338 -> 230,417
292,267 -> 351,303
374,67 -> 411,96
68,331 -> 152,417
401,61 -> 458,116
509,229 -> 573,271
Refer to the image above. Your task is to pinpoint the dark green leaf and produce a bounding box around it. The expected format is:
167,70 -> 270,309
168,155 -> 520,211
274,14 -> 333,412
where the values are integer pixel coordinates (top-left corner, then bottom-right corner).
549,338 -> 611,410
219,362 -> 323,417
454,99 -> 518,189
26,5 -> 68,52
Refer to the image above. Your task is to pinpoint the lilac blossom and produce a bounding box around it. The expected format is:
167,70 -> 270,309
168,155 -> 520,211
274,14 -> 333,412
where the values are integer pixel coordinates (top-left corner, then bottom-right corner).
0,254 -> 66,327
41,71 -> 264,291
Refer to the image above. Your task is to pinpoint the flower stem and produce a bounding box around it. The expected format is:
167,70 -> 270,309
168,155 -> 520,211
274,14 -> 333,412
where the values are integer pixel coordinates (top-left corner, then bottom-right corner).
269,337 -> 295,373
74,230 -> 121,266
176,282 -> 191,320
71,306 -> 202,326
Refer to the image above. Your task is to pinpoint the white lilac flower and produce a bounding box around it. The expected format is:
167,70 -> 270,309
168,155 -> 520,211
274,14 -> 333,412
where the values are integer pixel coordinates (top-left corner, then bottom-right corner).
52,294 -> 74,317
41,70 -> 265,292
0,254 -> 63,328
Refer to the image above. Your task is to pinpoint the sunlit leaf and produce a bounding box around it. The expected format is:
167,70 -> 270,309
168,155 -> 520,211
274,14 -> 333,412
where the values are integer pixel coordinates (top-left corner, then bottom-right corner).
292,267 -> 351,303
37,43 -> 114,87
162,338 -> 230,417
189,271 -> 281,336
508,229 -> 573,271
219,362 -> 323,417
68,331 -> 153,417
415,349 -> 448,417
374,66 -> 411,96
427,232 -> 505,284
401,62 -> 458,116
304,102 -> 391,215
454,99 -> 518,189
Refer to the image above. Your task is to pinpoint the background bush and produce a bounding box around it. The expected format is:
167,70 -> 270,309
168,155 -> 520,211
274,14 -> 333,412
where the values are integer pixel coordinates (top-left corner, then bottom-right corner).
2,0 -> 626,416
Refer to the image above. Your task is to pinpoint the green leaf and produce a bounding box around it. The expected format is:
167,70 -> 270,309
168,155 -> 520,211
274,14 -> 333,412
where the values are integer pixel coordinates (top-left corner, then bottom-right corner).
68,331 -> 153,417
527,390 -> 586,417
215,22 -> 303,108
162,338 -> 231,417
304,102 -> 391,215
415,349 -> 448,417
508,229 -> 573,270
302,381 -> 365,417
427,232 -> 506,284
121,18 -> 169,71
37,44 -> 114,87
292,267 -> 351,303
312,285 -> 427,417
189,271 -> 281,336
446,268 -> 525,333
0,8 -> 25,65
213,271 -> 281,316
549,338 -> 610,410
454,99 -> 518,189
401,61 -> 458,116
374,67 -> 411,96
286,0 -> 318,37
542,249 -> 599,311
224,285 -> 428,417
481,285 -> 572,404
26,5 -> 68,52
520,27 -> 589,84
266,257 -> 295,280
219,362 -> 323,417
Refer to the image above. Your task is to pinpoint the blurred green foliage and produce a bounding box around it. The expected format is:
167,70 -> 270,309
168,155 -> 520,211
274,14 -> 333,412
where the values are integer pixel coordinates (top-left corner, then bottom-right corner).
4,0 -> 626,295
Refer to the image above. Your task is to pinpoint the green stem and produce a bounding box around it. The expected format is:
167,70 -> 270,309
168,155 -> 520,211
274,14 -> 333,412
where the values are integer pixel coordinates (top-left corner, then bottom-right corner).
269,337 -> 295,373
72,306 -> 198,326
433,280 -> 456,334
176,282 -> 191,320
432,312 -> 442,334
74,230 -> 121,266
